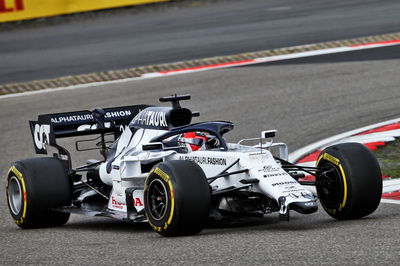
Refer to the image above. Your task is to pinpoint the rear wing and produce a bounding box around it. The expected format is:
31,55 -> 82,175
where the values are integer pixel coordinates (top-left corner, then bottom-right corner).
29,105 -> 151,154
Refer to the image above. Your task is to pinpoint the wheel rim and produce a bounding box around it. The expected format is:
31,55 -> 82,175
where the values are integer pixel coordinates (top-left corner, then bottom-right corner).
8,176 -> 23,215
317,162 -> 344,210
147,179 -> 169,221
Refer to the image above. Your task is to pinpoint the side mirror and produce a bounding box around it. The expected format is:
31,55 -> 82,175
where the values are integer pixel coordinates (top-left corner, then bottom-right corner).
142,143 -> 163,151
262,130 -> 277,139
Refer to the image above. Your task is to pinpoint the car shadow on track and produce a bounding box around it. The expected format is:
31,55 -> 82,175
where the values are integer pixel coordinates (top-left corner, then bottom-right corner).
202,212 -> 385,236
62,215 -> 302,235
59,206 -> 389,236
64,217 -> 152,233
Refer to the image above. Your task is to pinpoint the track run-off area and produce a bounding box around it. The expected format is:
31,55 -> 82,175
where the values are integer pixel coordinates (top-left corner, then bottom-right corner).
1,0 -> 400,264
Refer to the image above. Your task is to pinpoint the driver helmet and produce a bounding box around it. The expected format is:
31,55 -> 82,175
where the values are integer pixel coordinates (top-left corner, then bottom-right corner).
180,132 -> 208,151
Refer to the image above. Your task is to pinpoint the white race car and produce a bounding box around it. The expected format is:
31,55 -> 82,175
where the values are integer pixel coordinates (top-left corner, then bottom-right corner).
6,95 -> 383,236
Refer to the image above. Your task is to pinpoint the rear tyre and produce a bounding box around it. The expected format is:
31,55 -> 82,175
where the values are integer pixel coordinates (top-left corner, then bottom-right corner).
144,160 -> 210,236
7,158 -> 72,228
316,143 -> 382,220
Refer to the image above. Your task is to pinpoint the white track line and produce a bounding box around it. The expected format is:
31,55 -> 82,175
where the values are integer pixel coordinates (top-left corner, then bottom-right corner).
1,39 -> 400,100
381,199 -> 400,205
254,44 -> 398,64
289,118 -> 400,204
288,118 -> 400,162
383,179 -> 400,193
0,75 -> 154,100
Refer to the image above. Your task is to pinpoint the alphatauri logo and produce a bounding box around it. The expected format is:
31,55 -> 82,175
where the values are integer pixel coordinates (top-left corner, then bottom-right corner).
33,124 -> 51,151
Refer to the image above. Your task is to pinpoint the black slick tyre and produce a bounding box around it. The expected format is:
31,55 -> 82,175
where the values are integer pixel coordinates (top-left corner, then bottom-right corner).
316,143 -> 382,220
7,157 -> 72,228
144,160 -> 210,237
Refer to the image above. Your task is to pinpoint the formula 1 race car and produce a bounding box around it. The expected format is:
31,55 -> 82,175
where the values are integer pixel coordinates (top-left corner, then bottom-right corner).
6,95 -> 383,236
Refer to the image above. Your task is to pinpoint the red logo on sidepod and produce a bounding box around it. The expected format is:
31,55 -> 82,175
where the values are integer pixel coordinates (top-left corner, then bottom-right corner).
133,198 -> 143,207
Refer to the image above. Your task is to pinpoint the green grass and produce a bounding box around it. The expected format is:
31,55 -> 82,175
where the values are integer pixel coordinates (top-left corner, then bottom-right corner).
374,138 -> 400,179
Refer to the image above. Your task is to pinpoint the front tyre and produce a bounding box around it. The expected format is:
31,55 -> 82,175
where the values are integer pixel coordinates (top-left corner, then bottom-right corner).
7,158 -> 72,228
144,160 -> 210,237
316,143 -> 382,220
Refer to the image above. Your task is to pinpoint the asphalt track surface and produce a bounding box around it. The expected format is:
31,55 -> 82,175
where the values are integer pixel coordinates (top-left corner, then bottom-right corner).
1,0 -> 400,85
1,43 -> 400,264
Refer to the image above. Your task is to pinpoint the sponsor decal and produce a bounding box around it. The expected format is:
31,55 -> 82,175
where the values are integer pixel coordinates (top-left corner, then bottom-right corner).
0,0 -> 168,23
51,114 -> 93,124
320,153 -> 340,166
33,123 -> 51,151
133,197 -> 144,207
105,110 -> 132,119
111,196 -> 125,209
179,156 -> 227,166
282,188 -> 306,194
263,172 -> 286,178
0,0 -> 24,13
30,120 -> 56,154
131,110 -> 168,128
51,110 -> 131,124
153,167 -> 170,183
271,181 -> 297,187
258,165 -> 280,172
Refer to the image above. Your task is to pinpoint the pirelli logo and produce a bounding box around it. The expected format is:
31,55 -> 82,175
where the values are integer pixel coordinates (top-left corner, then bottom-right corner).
0,0 -> 169,23
0,0 -> 24,13
323,153 -> 340,166
154,167 -> 170,182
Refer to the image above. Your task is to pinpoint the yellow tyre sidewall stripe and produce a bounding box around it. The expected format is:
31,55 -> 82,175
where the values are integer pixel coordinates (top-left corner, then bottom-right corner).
317,153 -> 348,213
8,166 -> 27,224
338,164 -> 348,211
